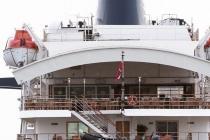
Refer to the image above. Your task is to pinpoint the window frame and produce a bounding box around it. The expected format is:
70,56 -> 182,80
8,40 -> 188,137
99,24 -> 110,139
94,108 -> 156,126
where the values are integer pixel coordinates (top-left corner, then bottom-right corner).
155,120 -> 179,140
66,121 -> 89,139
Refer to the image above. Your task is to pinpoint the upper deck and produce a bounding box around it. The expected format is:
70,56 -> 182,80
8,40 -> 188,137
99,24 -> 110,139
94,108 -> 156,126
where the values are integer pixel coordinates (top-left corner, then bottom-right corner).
12,18 -> 210,118
19,61 -> 210,113
43,24 -> 196,57
44,25 -> 192,42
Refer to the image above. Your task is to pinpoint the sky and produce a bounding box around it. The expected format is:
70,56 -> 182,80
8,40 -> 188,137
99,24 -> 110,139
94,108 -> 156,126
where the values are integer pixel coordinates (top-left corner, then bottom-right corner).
0,0 -> 210,139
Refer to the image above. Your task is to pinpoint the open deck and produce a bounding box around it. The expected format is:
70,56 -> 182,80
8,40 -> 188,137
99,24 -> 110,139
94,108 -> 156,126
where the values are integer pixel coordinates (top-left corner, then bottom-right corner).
21,95 -> 210,111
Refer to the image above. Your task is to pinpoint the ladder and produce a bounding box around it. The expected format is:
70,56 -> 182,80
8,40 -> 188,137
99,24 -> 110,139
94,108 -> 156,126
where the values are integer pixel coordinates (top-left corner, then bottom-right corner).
72,96 -> 120,139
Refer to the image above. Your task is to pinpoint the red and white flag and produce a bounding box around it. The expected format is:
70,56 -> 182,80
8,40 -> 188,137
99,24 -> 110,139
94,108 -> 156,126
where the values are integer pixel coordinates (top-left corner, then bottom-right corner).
115,61 -> 124,80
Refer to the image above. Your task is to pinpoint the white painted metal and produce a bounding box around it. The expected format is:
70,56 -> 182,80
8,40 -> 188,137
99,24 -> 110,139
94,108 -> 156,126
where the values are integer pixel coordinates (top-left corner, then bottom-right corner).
93,25 -> 191,41
20,109 -> 210,118
159,18 -> 181,26
100,110 -> 121,114
45,28 -> 84,41
14,46 -> 210,84
123,109 -> 210,117
3,48 -> 37,67
45,25 -> 191,41
44,40 -> 196,57
20,110 -> 71,118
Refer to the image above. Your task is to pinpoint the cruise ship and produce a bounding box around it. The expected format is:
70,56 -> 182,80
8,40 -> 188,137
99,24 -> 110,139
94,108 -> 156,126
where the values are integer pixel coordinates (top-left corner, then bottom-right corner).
2,0 -> 210,139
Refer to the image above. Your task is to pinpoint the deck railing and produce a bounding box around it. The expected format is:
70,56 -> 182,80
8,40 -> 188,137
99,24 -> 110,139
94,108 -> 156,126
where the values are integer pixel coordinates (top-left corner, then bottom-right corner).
20,94 -> 210,111
17,132 -> 210,140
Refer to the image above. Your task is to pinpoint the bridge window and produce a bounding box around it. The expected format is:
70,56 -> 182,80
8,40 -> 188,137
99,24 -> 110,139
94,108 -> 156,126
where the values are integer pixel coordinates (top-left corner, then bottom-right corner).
158,86 -> 184,98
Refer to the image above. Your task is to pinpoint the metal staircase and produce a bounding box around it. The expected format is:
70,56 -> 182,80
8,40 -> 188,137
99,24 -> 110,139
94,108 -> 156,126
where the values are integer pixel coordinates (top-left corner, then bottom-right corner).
72,96 -> 118,139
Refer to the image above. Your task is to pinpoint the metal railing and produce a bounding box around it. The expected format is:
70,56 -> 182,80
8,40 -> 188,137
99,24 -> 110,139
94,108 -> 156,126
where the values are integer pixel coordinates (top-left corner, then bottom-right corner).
17,132 -> 210,140
73,96 -> 118,139
74,96 -> 108,132
20,94 -> 210,111
44,26 -> 94,42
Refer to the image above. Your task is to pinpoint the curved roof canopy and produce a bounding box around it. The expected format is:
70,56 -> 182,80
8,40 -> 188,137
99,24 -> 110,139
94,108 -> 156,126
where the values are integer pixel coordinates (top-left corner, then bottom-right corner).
13,46 -> 210,84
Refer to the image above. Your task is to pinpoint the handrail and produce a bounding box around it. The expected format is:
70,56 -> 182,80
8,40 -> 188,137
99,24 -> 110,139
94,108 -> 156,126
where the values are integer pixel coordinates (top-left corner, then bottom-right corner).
22,92 -> 202,99
74,96 -> 121,137
77,97 -> 109,127
73,97 -> 108,129
18,131 -> 210,140
74,96 -> 108,128
21,95 -> 210,111
73,106 -> 108,132
80,96 -> 116,127
43,76 -> 197,79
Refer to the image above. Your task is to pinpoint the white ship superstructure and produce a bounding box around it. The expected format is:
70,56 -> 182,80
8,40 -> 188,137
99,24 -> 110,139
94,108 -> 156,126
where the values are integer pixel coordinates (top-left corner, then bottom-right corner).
3,0 -> 210,140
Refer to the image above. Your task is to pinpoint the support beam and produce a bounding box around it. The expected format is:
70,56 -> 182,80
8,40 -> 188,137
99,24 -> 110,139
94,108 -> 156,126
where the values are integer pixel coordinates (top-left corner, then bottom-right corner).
13,46 -> 210,84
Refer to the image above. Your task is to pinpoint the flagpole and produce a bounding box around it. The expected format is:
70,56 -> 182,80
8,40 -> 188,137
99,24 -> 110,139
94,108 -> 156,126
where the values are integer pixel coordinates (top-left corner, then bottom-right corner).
120,51 -> 125,139
121,51 -> 125,112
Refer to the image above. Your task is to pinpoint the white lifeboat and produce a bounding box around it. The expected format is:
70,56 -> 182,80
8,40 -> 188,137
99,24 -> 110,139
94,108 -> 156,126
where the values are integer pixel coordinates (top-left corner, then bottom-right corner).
3,30 -> 38,67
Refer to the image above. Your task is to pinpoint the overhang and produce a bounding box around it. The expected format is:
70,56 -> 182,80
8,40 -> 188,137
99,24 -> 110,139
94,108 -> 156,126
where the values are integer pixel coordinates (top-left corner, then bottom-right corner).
20,110 -> 71,119
13,46 -> 210,84
123,109 -> 210,117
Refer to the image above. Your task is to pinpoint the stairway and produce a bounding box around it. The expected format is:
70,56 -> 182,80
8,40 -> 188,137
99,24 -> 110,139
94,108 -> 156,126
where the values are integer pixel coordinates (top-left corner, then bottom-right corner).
72,97 -> 118,139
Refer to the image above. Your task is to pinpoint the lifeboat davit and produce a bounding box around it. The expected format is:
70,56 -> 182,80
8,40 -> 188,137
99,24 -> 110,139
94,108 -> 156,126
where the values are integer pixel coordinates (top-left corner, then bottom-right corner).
3,30 -> 38,67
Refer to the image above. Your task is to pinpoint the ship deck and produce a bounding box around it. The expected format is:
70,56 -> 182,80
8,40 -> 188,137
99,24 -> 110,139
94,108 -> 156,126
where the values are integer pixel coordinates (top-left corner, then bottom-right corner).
22,96 -> 210,111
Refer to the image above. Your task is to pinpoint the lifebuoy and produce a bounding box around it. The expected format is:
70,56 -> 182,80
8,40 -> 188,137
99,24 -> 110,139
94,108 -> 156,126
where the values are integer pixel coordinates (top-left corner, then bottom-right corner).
128,95 -> 137,105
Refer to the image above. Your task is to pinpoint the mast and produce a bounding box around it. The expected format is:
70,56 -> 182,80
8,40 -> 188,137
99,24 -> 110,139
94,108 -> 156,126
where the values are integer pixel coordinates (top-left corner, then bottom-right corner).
121,51 -> 125,138
121,51 -> 125,111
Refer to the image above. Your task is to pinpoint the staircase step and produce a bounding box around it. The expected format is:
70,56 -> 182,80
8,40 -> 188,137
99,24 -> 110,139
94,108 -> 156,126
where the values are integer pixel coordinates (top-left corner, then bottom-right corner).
92,122 -> 100,127
99,128 -> 106,132
79,115 -> 104,130
82,115 -> 88,118
92,124 -> 102,128
81,115 -> 90,120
